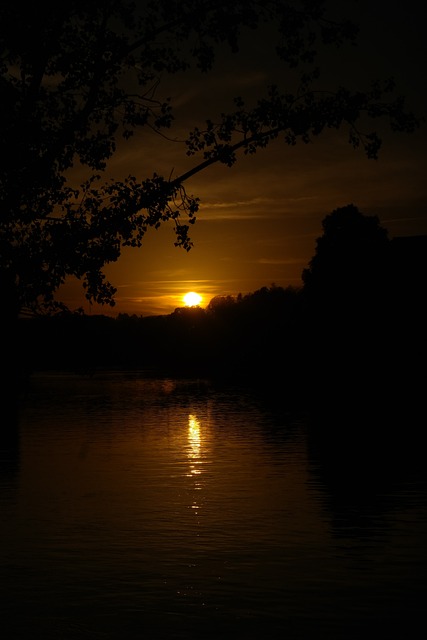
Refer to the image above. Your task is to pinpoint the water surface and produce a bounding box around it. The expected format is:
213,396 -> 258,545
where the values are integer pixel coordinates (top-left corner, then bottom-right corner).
1,371 -> 426,639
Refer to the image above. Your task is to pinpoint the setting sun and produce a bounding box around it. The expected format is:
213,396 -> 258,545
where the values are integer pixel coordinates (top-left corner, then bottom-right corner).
183,291 -> 202,307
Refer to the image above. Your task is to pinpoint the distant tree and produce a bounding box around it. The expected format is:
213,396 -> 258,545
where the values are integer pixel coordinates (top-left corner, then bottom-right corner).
171,305 -> 205,320
241,283 -> 299,310
207,295 -> 236,315
0,1 -> 419,322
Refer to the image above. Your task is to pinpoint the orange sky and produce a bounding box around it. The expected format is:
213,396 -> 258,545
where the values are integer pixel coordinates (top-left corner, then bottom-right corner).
56,1 -> 427,317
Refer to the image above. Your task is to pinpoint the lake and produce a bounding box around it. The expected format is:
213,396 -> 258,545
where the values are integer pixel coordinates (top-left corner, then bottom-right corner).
1,371 -> 426,639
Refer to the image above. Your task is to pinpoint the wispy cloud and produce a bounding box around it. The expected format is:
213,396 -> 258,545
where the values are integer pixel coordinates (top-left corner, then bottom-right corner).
257,257 -> 305,265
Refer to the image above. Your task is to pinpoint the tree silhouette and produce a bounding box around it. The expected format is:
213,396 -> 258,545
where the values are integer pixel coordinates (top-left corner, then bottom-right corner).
301,204 -> 427,419
302,204 -> 390,313
0,1 -> 419,321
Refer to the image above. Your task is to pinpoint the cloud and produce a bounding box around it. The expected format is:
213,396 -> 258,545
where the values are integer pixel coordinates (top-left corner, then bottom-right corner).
257,257 -> 305,265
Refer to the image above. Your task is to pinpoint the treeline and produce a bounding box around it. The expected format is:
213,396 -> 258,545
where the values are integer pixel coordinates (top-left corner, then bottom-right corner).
19,284 -> 305,380
16,206 -> 427,414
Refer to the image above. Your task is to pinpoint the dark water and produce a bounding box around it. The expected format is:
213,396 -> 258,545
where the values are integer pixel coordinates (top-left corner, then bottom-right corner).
1,371 -> 426,639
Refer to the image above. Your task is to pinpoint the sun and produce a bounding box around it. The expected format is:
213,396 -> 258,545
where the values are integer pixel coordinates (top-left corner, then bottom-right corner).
183,291 -> 202,307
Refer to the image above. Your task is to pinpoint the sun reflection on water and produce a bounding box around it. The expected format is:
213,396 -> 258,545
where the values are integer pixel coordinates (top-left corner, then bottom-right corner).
187,414 -> 204,512
187,414 -> 202,478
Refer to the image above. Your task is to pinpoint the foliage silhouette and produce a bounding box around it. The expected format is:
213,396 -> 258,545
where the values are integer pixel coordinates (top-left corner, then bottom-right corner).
302,204 -> 390,308
301,205 -> 426,420
0,1 -> 419,321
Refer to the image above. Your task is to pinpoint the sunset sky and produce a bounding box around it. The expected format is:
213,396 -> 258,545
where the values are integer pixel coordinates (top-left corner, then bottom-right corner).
57,0 -> 427,317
